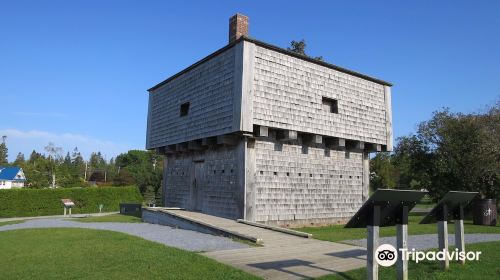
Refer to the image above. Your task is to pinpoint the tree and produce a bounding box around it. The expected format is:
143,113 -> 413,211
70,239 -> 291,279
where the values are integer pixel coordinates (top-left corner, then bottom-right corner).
71,147 -> 85,179
64,152 -> 71,165
287,39 -> 324,61
23,150 -> 50,188
44,142 -> 63,188
370,100 -> 499,201
89,152 -> 106,169
114,150 -> 164,205
13,152 -> 25,166
392,135 -> 433,190
29,150 -> 43,164
477,102 -> 500,199
71,147 -> 84,167
288,40 -> 307,55
402,104 -> 500,200
0,136 -> 8,165
370,152 -> 397,190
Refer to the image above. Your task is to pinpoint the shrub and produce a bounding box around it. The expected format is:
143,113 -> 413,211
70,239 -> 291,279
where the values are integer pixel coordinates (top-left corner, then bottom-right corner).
0,186 -> 143,218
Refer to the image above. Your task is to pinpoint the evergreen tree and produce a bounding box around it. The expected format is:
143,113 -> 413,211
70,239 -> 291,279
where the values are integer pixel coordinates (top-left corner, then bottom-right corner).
64,152 -> 72,165
287,39 -> 323,61
288,40 -> 306,55
71,147 -> 84,166
13,152 -> 25,166
89,151 -> 106,169
114,150 -> 164,205
28,150 -> 43,165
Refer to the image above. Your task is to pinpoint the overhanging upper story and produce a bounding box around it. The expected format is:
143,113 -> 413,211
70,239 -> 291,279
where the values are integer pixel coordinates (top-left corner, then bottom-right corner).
146,17 -> 393,153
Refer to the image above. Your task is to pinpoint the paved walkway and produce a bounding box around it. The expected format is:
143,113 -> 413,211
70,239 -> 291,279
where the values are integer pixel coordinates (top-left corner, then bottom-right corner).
344,233 -> 500,250
165,210 -> 367,280
4,210 -> 497,280
0,218 -> 247,252
0,212 -> 119,222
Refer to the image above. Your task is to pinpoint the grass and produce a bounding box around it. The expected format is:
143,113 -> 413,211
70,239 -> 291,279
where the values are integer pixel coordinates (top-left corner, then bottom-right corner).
298,213 -> 500,243
318,241 -> 500,280
0,228 -> 260,280
414,195 -> 436,209
0,220 -> 25,226
69,213 -> 143,223
415,203 -> 436,209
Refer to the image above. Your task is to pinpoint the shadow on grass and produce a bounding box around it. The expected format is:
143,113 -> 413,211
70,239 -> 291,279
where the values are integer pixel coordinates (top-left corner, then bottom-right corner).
249,258 -> 344,279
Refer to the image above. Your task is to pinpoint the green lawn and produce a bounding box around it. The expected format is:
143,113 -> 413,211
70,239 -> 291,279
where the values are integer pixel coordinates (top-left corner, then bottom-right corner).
318,241 -> 500,280
414,203 -> 436,209
414,195 -> 436,209
0,228 -> 260,280
0,220 -> 25,226
298,214 -> 500,242
69,213 -> 143,223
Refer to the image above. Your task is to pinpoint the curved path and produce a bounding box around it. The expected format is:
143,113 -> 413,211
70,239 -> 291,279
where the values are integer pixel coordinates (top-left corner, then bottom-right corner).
0,218 -> 248,252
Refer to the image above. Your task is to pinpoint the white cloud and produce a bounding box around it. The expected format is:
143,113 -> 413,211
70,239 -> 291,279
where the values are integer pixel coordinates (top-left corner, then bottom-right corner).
0,129 -> 134,162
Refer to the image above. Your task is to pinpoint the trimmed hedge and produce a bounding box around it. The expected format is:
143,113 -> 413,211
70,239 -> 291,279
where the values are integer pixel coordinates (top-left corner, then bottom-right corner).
0,186 -> 143,218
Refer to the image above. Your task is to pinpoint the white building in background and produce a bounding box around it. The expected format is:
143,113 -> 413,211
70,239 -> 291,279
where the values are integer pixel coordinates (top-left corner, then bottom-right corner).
0,166 -> 27,189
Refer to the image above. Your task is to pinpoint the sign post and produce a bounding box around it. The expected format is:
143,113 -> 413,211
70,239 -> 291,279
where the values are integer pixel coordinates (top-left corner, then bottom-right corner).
367,205 -> 380,280
396,205 -> 409,280
346,189 -> 427,280
454,204 -> 465,265
420,191 -> 478,268
61,199 -> 75,217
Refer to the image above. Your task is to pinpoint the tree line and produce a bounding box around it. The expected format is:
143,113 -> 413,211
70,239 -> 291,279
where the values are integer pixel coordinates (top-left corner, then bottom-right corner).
2,99 -> 498,204
0,142 -> 163,204
371,100 -> 499,201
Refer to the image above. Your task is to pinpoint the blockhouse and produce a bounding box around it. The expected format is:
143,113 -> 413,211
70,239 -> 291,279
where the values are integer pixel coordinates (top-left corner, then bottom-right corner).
146,14 -> 393,227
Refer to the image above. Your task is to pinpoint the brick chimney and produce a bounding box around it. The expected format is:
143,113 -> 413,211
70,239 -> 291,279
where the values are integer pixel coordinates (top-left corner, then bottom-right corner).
229,13 -> 248,44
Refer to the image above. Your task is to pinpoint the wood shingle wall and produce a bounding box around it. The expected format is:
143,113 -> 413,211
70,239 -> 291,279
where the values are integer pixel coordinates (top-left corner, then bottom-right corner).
147,47 -> 237,149
252,45 -> 389,146
164,143 -> 245,219
251,136 -> 364,227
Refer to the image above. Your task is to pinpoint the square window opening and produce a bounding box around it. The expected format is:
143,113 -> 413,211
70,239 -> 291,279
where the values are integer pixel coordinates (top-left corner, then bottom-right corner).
180,102 -> 190,117
322,97 -> 338,114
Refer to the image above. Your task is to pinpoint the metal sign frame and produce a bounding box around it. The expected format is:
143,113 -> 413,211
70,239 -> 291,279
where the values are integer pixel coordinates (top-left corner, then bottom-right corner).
345,189 -> 428,280
61,198 -> 75,217
419,191 -> 478,269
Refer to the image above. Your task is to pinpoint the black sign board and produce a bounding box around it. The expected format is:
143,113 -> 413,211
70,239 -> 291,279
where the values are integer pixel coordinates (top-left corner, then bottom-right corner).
120,203 -> 142,217
420,191 -> 478,224
345,189 -> 428,228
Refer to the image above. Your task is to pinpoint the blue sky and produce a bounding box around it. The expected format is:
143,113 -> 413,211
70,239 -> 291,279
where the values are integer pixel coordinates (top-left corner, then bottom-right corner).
1,0 -> 499,161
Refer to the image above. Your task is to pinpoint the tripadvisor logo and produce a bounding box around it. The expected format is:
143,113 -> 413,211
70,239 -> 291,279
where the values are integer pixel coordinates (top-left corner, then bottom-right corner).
375,244 -> 398,266
375,244 -> 482,266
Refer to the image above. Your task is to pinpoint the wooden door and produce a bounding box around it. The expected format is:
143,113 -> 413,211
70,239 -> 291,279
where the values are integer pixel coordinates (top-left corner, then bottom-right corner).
191,162 -> 204,211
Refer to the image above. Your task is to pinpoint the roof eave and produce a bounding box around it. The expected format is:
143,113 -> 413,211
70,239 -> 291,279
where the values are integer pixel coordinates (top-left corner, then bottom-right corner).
242,36 -> 393,87
147,36 -> 392,92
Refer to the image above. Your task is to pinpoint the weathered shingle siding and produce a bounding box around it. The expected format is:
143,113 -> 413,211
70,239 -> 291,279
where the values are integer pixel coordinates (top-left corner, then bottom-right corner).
147,47 -> 237,149
252,45 -> 388,145
253,137 -> 364,224
164,144 -> 245,219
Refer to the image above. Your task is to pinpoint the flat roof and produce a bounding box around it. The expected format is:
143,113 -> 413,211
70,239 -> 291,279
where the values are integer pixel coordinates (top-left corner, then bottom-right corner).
148,36 -> 392,92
